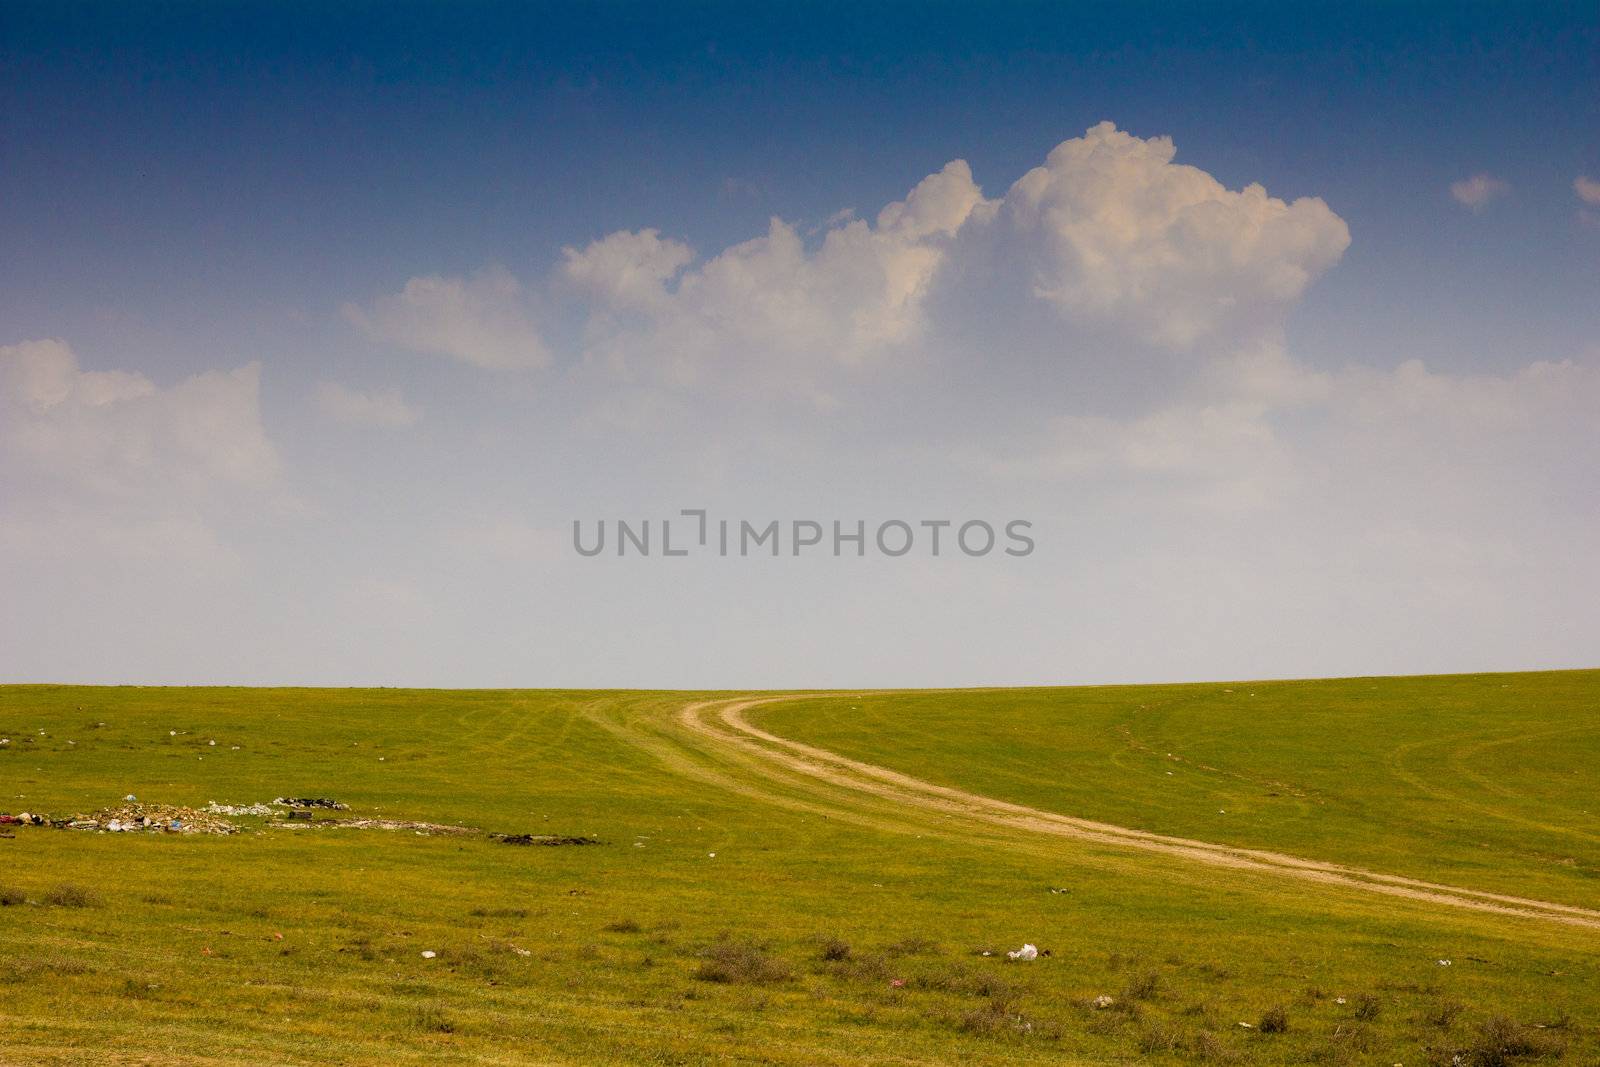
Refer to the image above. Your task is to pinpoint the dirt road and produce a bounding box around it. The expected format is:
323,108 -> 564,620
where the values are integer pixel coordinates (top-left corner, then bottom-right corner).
678,696 -> 1600,931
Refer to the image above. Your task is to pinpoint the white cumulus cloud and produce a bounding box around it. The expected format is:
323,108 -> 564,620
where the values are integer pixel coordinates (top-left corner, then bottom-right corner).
344,266 -> 549,370
572,160 -> 990,388
1000,122 -> 1350,348
1449,173 -> 1510,211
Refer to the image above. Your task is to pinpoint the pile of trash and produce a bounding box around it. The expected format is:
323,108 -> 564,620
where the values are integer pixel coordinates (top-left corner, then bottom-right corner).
71,801 -> 237,835
273,797 -> 347,810
0,813 -> 48,827
204,802 -> 275,817
6,794 -> 496,839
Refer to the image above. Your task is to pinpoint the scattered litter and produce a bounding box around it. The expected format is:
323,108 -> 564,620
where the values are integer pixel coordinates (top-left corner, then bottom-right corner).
1437,958 -> 1452,966
1092,994 -> 1115,1009
273,797 -> 348,810
890,978 -> 906,988
207,740 -> 216,747
62,802 -> 236,835
1335,997 -> 1347,1005
1237,1021 -> 1253,1029
492,833 -> 600,846
124,794 -> 137,802
708,852 -> 716,858
204,802 -> 274,817
1006,944 -> 1038,961
1048,887 -> 1069,894
420,950 -> 437,959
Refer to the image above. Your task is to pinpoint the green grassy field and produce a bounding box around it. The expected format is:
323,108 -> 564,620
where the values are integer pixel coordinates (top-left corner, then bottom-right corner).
1,673 -> 1596,1065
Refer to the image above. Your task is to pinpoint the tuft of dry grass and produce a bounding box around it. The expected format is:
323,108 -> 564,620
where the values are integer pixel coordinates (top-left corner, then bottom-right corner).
1423,996 -> 1466,1029
693,939 -> 792,985
43,883 -> 100,908
1449,1014 -> 1565,1066
1137,1021 -> 1181,1053
1257,1004 -> 1289,1033
1123,968 -> 1162,1000
0,885 -> 27,906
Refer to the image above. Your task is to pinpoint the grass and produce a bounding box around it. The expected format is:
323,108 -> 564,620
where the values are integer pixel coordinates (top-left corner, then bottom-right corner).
753,671 -> 1600,907
0,672 -> 1595,1063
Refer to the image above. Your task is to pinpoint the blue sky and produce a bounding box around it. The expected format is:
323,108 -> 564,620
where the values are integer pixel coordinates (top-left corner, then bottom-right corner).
2,4 -> 1598,685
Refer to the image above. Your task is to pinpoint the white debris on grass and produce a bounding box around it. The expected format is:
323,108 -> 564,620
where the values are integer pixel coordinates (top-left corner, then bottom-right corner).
420,950 -> 437,959
1092,994 -> 1114,1009
204,802 -> 275,817
1006,944 -> 1038,961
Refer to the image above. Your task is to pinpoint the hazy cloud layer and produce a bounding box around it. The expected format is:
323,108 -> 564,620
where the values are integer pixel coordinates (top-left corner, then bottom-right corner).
4,124 -> 1597,685
1,338 -> 277,496
314,381 -> 421,427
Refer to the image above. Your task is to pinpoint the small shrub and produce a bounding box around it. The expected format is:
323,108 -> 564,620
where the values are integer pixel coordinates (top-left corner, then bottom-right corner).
956,996 -> 1051,1038
1258,1004 -> 1289,1033
1123,969 -> 1162,1000
957,998 -> 1013,1036
914,964 -> 1015,999
1138,1022 -> 1181,1053
693,939 -> 792,985
1352,992 -> 1381,1020
1455,1014 -> 1565,1065
0,886 -> 26,907
44,883 -> 100,908
1424,997 -> 1466,1029
602,919 -> 641,934
819,938 -> 851,962
1186,1029 -> 1239,1062
1316,1022 -> 1375,1062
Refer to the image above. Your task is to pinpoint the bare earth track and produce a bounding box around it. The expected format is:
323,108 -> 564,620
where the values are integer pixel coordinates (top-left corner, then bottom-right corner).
678,696 -> 1600,932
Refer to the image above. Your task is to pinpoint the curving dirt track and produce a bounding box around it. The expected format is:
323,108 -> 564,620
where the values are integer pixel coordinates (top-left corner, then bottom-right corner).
677,695 -> 1600,932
